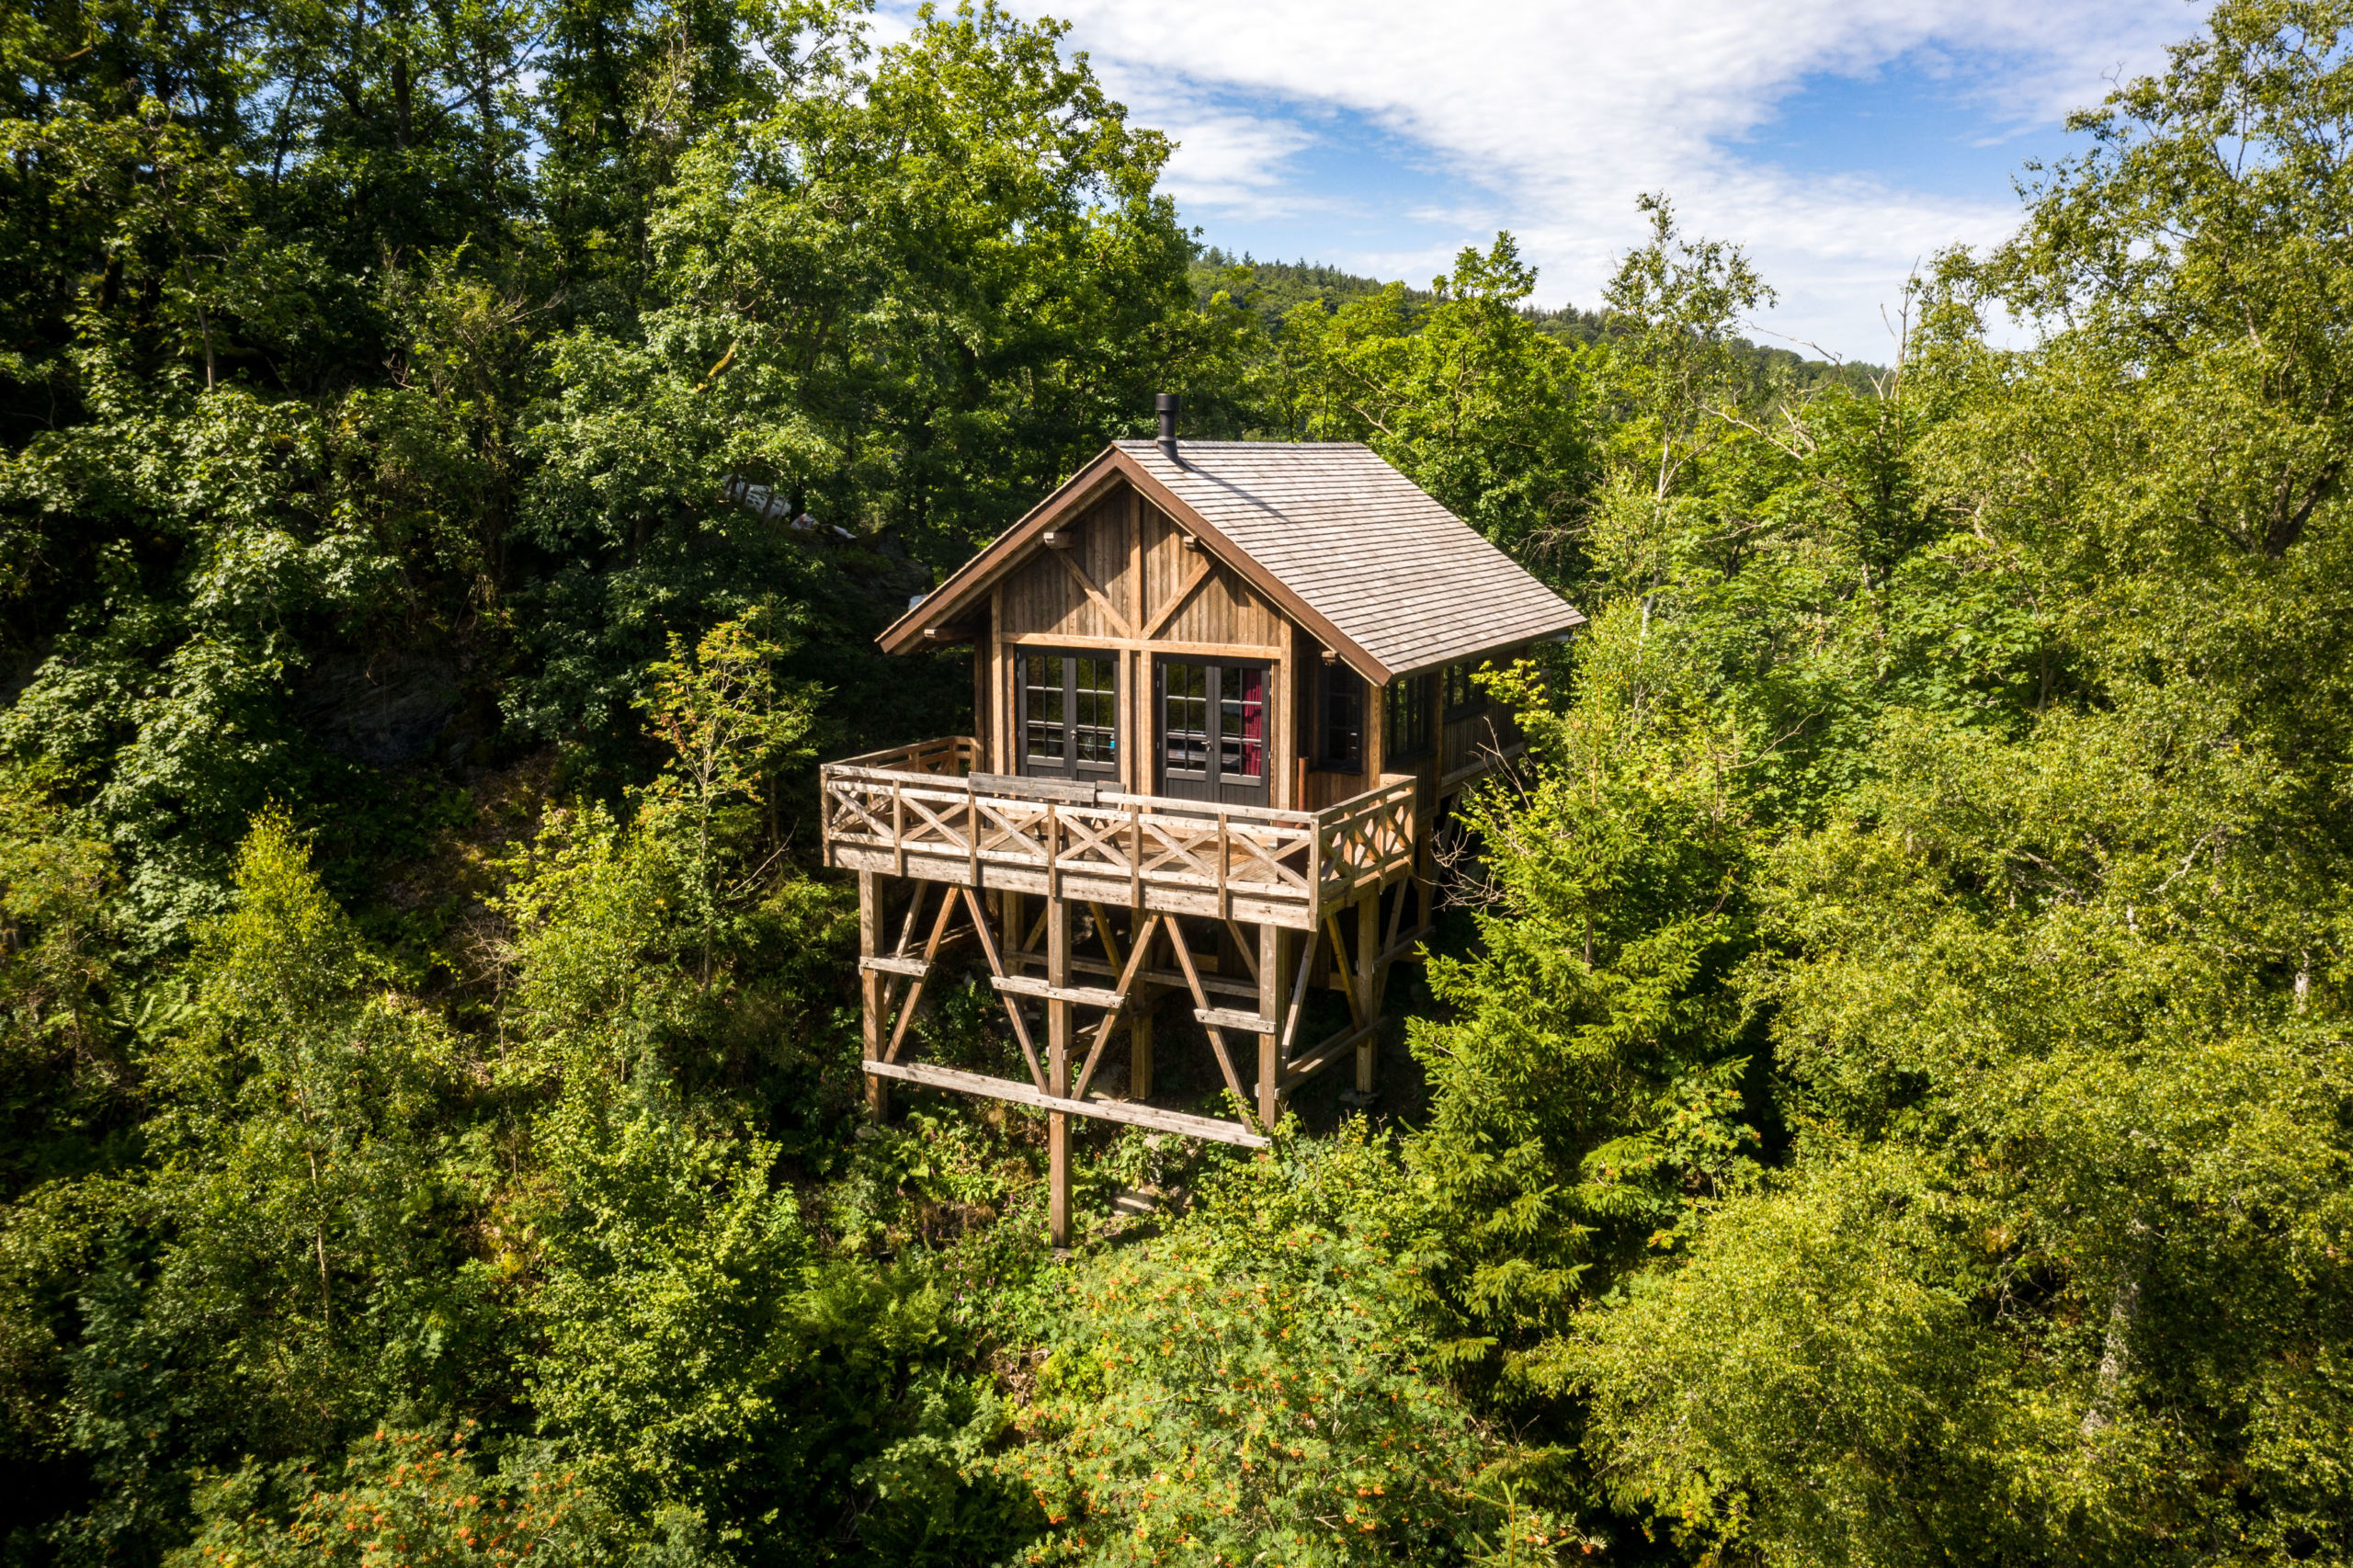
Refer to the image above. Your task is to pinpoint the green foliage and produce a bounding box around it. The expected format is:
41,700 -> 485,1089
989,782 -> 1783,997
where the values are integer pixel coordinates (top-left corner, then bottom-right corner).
1405,647 -> 1759,1404
1003,1129 -> 1570,1565
525,1107 -> 813,1549
1552,7 -> 2353,1562
47,813 -> 503,1564
1262,235 -> 1592,564
172,1423 -> 665,1568
7,0 -> 2353,1563
0,770 -> 130,1194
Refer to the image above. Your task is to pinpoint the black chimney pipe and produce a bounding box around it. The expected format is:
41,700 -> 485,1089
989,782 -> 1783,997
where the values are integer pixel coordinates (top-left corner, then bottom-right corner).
1155,392 -> 1180,462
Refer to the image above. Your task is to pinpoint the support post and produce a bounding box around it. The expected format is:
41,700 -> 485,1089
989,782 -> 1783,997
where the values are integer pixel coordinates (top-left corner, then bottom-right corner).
1256,921 -> 1288,1131
1130,915 -> 1154,1099
1355,890 -> 1381,1094
1130,995 -> 1154,1100
859,872 -> 889,1121
1047,895 -> 1073,1249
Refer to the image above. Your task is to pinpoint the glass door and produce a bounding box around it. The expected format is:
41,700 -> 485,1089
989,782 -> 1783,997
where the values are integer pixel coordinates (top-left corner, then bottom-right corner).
1020,651 -> 1120,782
1155,659 -> 1268,803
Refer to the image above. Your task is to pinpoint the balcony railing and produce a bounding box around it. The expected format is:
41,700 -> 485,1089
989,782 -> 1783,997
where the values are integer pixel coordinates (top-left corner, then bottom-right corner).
820,737 -> 1415,927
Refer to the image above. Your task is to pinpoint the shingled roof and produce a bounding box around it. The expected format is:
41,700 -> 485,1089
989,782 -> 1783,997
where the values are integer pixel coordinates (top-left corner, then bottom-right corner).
881,439 -> 1584,682
1113,440 -> 1581,676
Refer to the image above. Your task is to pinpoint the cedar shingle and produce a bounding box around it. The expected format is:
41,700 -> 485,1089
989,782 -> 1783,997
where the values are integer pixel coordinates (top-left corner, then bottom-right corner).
1117,441 -> 1583,675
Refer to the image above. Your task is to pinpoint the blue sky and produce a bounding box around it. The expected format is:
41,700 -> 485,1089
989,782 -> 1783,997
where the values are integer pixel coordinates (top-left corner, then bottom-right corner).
881,0 -> 2202,359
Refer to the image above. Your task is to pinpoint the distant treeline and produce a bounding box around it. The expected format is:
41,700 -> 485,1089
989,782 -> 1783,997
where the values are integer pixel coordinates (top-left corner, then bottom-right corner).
1191,244 -> 1884,392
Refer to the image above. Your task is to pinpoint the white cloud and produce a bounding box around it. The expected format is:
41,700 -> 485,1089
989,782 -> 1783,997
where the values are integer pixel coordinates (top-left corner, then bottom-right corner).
1002,0 -> 2196,355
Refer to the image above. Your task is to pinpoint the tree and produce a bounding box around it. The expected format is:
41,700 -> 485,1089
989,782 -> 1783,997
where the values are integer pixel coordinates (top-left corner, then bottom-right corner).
1268,234 -> 1591,566
1000,1129 -> 1568,1565
1573,6 -> 2353,1560
54,812 -> 500,1562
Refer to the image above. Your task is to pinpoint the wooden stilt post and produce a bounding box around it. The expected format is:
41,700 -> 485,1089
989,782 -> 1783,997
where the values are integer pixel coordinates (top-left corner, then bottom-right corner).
1047,894 -> 1073,1249
859,871 -> 889,1121
1256,921 -> 1287,1131
1130,915 -> 1154,1100
1355,889 -> 1381,1094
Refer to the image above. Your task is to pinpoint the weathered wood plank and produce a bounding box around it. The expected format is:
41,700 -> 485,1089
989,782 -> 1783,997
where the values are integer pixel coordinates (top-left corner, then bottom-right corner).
1168,922 -> 1255,1121
1281,1019 -> 1380,1092
859,954 -> 930,978
968,772 -> 1100,804
861,1059 -> 1267,1148
1008,949 -> 1259,1000
1074,914 -> 1159,1100
883,881 -> 965,1064
992,973 -> 1126,1009
959,884 -> 1048,1091
1195,1006 -> 1277,1035
824,844 -> 1324,930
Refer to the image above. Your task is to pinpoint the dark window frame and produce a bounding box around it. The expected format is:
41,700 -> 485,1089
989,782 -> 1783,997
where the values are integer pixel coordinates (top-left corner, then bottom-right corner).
1316,662 -> 1365,773
1442,660 -> 1485,719
1155,656 -> 1271,804
1383,673 -> 1434,764
1019,648 -> 1120,780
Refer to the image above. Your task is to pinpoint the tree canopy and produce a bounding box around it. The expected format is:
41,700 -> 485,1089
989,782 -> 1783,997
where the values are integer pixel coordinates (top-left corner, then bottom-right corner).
2,1 -> 2350,1565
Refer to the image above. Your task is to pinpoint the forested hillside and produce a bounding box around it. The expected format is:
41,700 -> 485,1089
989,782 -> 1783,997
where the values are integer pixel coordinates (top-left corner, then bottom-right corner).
2,0 -> 2349,1563
1191,249 -> 1877,392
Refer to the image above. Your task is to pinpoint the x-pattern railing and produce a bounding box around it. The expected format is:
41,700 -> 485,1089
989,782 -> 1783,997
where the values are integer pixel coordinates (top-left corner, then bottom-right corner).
822,738 -> 1416,917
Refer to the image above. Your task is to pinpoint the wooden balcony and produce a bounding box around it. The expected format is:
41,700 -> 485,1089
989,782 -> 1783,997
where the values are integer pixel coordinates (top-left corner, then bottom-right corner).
820,737 -> 1417,929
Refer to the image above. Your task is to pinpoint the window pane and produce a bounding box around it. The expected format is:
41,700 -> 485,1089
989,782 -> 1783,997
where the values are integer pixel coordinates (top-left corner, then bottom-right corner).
1322,665 -> 1363,770
1385,676 -> 1428,760
1074,656 -> 1118,766
1220,665 -> 1264,780
1025,653 -> 1064,762
1163,662 -> 1208,776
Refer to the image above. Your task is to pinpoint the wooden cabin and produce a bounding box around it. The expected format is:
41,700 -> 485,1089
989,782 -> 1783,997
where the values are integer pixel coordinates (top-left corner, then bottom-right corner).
821,398 -> 1584,1243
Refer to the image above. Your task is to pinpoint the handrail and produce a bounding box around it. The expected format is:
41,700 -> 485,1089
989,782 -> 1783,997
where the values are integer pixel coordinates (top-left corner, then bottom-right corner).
820,737 -> 1416,915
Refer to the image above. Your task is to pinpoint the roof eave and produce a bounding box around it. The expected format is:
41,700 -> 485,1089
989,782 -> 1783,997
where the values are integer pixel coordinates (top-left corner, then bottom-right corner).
1381,611 -> 1589,682
877,446 -> 1397,685
876,447 -> 1133,655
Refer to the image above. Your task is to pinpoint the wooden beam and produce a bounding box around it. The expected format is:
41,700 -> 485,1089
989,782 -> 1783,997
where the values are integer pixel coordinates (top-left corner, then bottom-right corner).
1128,489 -> 1146,645
993,974 -> 1126,1009
1056,548 -> 1131,636
989,586 -> 1006,773
1279,927 -> 1314,1059
1224,920 -> 1260,982
1047,897 -> 1074,1249
1324,912 -> 1364,1029
1131,991 -> 1154,1100
1006,948 -> 1259,1000
859,872 -> 887,1122
883,886 -> 963,1063
1003,631 -> 1283,662
1355,890 -> 1381,1094
859,954 -> 930,978
1074,914 -> 1160,1100
1088,902 -> 1125,969
1169,918 -> 1255,1122
1141,552 -> 1213,639
1197,1006 -> 1277,1035
1283,1019 -> 1379,1093
821,844 -> 1324,931
960,884 -> 1047,1090
1257,921 -> 1287,1131
861,1059 -> 1267,1148
970,771 -> 1099,805
892,881 -> 927,958
1376,924 -> 1436,971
